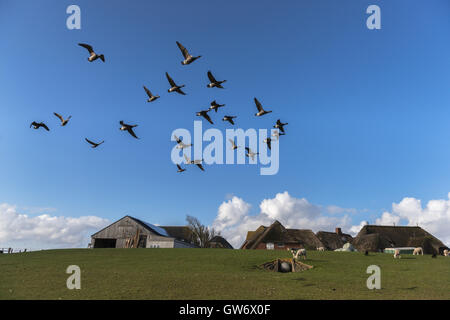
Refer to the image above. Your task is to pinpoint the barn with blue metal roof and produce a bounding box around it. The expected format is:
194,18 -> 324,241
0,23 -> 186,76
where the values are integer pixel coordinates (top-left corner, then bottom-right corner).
90,215 -> 198,248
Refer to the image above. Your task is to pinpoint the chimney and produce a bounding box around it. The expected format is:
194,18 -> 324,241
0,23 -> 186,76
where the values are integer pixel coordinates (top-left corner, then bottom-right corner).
335,227 -> 342,235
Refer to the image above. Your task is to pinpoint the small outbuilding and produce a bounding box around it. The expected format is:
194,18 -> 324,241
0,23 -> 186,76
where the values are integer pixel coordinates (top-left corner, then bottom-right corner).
384,247 -> 415,255
209,236 -> 233,249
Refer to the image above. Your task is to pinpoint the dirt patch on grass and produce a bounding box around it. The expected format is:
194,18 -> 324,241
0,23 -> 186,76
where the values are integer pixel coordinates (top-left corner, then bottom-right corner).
259,258 -> 313,273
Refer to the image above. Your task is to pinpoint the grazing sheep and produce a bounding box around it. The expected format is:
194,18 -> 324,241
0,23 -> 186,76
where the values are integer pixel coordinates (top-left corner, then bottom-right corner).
289,248 -> 307,260
413,247 -> 423,255
443,249 -> 449,257
295,249 -> 307,260
317,247 -> 325,252
394,249 -> 401,259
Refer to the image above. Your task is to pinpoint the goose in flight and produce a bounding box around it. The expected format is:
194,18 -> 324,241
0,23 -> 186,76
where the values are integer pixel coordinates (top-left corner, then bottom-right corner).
196,109 -> 214,124
176,41 -> 201,65
166,72 -> 186,95
174,135 -> 192,149
274,119 -> 288,133
54,113 -> 72,126
176,164 -> 186,173
264,137 -> 272,150
119,121 -> 139,139
85,138 -> 104,148
184,154 -> 205,171
229,138 -> 239,150
30,121 -> 49,131
195,163 -> 205,172
209,100 -> 225,113
245,147 -> 259,161
222,115 -> 237,125
207,71 -> 226,89
272,130 -> 285,141
254,98 -> 272,116
78,43 -> 105,62
143,85 -> 160,102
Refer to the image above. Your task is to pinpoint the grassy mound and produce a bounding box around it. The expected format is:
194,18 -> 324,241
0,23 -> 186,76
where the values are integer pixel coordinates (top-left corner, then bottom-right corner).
260,258 -> 313,272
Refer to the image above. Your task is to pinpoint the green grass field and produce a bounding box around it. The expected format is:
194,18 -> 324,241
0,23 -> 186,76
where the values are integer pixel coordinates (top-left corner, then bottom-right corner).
0,249 -> 449,300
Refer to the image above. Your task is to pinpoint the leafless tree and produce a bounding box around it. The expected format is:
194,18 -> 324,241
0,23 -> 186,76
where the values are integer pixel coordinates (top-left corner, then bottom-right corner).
186,215 -> 220,248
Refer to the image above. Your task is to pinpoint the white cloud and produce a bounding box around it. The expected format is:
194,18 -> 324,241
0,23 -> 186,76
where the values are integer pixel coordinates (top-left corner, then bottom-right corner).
214,196 -> 252,231
349,220 -> 368,235
388,194 -> 450,246
213,192 -> 352,249
0,203 -> 109,250
375,211 -> 401,226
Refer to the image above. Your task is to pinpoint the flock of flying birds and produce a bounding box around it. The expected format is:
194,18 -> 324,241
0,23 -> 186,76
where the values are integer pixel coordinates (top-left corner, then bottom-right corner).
29,41 -> 289,172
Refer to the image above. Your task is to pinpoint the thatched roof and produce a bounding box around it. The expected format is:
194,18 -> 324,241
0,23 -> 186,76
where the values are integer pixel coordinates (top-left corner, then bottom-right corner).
286,229 -> 323,249
209,236 -> 233,249
240,225 -> 268,249
240,220 -> 324,249
352,225 -> 447,254
316,231 -> 353,250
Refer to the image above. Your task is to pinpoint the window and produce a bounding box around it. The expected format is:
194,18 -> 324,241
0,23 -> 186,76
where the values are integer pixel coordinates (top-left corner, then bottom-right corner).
277,243 -> 284,248
266,243 -> 274,250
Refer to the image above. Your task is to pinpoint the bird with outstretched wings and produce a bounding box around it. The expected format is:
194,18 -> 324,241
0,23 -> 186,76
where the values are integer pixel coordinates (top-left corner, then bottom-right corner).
85,138 -> 104,148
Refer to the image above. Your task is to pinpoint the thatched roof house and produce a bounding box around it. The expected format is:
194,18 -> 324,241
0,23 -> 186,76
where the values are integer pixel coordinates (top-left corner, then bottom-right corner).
240,220 -> 323,250
209,236 -> 233,249
352,225 -> 448,254
316,228 -> 354,250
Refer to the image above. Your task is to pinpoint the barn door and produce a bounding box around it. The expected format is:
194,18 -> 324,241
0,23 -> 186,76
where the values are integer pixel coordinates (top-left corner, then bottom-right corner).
93,239 -> 116,248
137,235 -> 147,248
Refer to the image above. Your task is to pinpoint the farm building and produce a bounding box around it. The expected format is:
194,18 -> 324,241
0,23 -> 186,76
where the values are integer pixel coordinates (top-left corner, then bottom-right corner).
209,236 -> 233,249
352,225 -> 448,254
90,215 -> 198,248
240,220 -> 323,250
316,228 -> 354,250
384,247 -> 415,255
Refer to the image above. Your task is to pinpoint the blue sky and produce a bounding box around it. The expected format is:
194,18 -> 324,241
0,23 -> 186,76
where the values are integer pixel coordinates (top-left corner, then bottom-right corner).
1,0 -> 450,247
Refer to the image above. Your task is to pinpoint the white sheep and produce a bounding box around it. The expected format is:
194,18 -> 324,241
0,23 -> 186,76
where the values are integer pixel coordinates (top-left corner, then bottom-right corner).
413,247 -> 423,255
317,247 -> 325,251
444,249 -> 449,257
394,249 -> 401,259
289,248 -> 307,260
